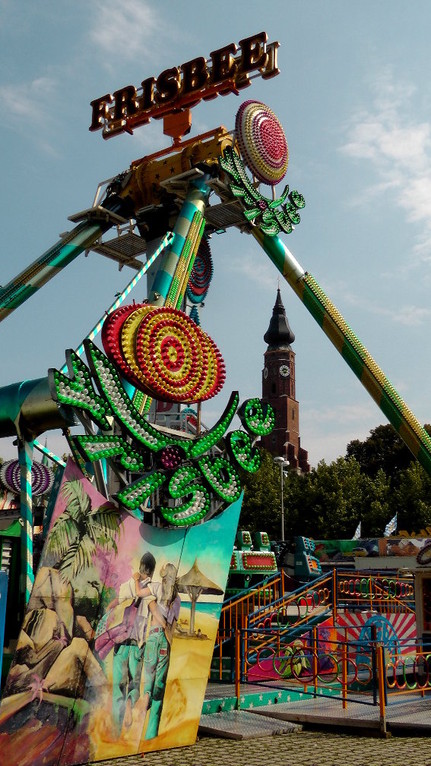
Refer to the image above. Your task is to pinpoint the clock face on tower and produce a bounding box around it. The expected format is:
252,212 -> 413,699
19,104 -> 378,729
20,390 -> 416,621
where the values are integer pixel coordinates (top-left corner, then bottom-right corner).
279,364 -> 290,378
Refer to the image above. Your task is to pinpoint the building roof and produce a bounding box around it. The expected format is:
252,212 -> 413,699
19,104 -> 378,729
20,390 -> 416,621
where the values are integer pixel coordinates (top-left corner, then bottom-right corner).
263,288 -> 295,350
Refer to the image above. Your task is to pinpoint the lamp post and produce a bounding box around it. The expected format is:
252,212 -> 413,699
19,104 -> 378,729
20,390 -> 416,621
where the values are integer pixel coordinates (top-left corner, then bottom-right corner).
274,456 -> 289,542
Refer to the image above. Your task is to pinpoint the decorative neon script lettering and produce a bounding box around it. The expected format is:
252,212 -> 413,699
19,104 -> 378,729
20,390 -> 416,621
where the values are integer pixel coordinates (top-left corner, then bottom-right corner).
49,342 -> 274,527
90,33 -> 279,139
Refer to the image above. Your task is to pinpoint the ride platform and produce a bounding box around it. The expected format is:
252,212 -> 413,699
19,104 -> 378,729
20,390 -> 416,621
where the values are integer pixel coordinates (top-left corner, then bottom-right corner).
200,683 -> 431,738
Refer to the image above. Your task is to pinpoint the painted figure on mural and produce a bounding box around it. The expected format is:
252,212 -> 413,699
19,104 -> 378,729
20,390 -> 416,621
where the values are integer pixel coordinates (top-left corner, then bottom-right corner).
3,565 -> 104,700
94,552 -> 156,734
135,562 -> 181,740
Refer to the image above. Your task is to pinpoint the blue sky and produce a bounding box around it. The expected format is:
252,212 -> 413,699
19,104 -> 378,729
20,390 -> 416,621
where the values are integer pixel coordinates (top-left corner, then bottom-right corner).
2,1 -> 431,467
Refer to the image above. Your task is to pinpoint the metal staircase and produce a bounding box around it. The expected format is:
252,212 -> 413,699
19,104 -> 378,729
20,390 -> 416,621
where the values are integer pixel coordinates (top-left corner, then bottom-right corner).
212,569 -> 415,682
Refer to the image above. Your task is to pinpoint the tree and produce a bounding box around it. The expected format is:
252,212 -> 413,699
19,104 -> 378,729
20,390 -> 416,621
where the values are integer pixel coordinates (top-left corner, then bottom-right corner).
237,425 -> 431,540
45,479 -> 119,582
284,458 -> 371,539
359,468 -> 392,537
241,451 -> 395,540
346,424 -> 413,483
239,449 -> 282,537
392,462 -> 431,533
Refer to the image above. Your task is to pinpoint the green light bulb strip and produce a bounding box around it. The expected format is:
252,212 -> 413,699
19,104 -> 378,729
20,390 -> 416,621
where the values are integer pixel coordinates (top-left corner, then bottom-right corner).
238,398 -> 275,436
301,272 -> 431,470
219,146 -> 305,237
227,430 -> 261,473
49,350 -> 112,431
253,226 -> 431,477
72,434 -> 147,473
160,465 -> 211,526
116,470 -> 166,515
189,391 -> 239,458
198,455 -> 242,503
86,341 -> 175,452
51,343 -> 274,526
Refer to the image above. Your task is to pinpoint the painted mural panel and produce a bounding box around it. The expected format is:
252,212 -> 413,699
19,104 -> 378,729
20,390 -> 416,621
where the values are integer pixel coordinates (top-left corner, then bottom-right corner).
336,610 -> 417,655
0,460 -> 241,765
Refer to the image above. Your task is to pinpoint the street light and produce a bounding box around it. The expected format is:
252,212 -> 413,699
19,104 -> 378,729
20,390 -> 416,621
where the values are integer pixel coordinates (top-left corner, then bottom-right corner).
273,456 -> 289,542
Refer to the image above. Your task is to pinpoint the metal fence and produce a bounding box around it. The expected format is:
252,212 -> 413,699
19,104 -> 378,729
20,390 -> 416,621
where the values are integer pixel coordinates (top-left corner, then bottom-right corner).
230,626 -> 431,734
214,570 -> 415,682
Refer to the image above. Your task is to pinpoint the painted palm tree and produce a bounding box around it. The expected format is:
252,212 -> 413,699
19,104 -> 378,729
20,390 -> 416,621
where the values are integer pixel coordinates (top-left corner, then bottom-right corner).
46,479 -> 119,582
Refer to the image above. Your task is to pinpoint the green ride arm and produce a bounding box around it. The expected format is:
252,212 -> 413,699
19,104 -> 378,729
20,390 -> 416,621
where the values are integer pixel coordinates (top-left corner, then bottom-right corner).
253,227 -> 431,476
0,196 -> 127,323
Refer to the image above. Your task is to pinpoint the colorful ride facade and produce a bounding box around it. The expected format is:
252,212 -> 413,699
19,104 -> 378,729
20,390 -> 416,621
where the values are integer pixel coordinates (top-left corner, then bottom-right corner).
0,31 -> 430,765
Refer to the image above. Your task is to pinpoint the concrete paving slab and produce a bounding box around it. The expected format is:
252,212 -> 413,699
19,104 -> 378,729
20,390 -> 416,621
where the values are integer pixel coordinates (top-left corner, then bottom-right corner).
199,710 -> 302,739
251,697 -> 382,730
249,691 -> 431,735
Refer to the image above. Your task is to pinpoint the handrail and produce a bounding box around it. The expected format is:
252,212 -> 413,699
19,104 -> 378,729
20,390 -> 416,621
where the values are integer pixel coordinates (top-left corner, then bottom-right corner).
244,574 -> 334,662
239,629 -> 431,735
248,571 -> 332,626
336,572 -> 415,615
222,569 -> 288,609
217,570 -> 289,640
212,569 -> 417,684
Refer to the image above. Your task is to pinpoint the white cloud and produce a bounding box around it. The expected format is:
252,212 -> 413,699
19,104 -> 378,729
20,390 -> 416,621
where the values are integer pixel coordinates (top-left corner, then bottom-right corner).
341,288 -> 431,327
90,0 -> 161,62
340,73 -> 431,260
303,401 -> 376,428
0,77 -> 56,126
227,249 -> 277,290
301,401 -> 379,466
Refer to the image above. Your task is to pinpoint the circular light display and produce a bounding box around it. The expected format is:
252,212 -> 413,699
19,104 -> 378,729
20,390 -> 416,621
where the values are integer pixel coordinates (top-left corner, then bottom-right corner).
101,303 -> 145,389
0,459 -> 54,496
235,100 -> 288,186
186,237 -> 213,304
102,303 -> 225,403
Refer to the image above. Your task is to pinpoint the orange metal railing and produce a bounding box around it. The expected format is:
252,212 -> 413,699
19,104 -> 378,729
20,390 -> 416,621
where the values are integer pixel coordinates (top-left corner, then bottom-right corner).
213,570 -> 416,682
336,573 -> 415,615
218,570 -> 289,636
237,629 -> 431,734
213,570 -> 289,681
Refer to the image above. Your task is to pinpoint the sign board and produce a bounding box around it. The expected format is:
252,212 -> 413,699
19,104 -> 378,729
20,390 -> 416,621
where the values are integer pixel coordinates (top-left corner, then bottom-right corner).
90,32 -> 279,139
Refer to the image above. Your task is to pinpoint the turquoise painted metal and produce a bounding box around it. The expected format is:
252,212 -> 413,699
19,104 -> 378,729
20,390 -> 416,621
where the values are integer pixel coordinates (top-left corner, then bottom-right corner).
0,197 -> 128,323
18,440 -> 34,604
0,377 -> 72,440
135,176 -> 210,412
148,177 -> 210,306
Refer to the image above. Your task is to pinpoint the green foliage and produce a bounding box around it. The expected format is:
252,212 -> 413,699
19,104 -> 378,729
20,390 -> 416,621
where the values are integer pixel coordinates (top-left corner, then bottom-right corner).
239,449 -> 281,537
240,423 -> 431,540
346,424 -> 413,483
283,458 -> 391,539
392,462 -> 431,532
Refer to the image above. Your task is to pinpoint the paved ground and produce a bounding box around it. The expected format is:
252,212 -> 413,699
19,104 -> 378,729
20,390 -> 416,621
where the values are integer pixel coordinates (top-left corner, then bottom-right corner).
90,730 -> 431,766
86,688 -> 431,766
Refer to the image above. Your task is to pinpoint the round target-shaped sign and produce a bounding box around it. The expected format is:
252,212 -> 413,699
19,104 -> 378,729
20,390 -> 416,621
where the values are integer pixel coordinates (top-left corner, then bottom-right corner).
102,303 -> 225,403
235,100 -> 289,185
0,459 -> 54,496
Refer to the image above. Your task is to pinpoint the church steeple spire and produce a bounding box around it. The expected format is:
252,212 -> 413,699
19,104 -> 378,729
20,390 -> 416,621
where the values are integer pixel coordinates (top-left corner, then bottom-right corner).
264,288 -> 295,350
261,289 -> 309,473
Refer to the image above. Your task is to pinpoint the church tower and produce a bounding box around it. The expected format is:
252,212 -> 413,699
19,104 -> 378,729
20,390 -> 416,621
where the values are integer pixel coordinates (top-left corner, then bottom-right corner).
261,289 -> 310,472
